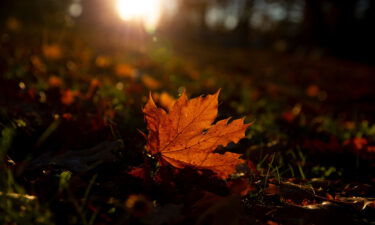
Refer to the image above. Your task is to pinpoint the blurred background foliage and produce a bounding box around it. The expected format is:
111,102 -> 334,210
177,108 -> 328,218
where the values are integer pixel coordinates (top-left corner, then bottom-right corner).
1,0 -> 374,63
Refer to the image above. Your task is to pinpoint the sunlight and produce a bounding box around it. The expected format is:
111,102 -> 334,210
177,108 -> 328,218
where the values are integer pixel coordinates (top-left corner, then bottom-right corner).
116,0 -> 161,32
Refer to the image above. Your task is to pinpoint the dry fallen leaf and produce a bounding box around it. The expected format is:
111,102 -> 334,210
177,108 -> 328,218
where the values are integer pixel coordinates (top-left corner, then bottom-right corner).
151,91 -> 176,110
115,63 -> 135,78
141,74 -> 162,90
95,55 -> 111,68
48,75 -> 63,88
61,89 -> 79,105
143,90 -> 250,179
30,55 -> 46,72
42,44 -> 62,60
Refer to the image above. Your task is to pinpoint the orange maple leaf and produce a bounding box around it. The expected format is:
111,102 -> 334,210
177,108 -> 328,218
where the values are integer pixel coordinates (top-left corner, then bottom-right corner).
143,90 -> 251,179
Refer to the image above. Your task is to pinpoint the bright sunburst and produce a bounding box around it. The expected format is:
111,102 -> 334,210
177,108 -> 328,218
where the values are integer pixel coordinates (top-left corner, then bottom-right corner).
116,0 -> 161,32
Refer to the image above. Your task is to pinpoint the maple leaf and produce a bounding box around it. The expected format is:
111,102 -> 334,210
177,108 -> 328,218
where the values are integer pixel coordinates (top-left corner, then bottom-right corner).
143,90 -> 251,179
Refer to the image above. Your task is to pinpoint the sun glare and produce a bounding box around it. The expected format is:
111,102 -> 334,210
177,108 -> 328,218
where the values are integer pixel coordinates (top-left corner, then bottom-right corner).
116,0 -> 161,32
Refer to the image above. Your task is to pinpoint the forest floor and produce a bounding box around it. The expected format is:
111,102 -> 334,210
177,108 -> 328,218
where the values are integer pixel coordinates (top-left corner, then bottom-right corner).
1,23 -> 375,225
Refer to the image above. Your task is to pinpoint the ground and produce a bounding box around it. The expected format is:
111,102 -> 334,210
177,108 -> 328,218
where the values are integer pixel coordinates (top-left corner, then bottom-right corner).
0,23 -> 374,225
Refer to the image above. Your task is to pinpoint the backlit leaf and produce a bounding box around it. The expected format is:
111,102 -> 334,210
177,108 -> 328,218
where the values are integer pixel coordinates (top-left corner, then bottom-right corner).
143,90 -> 251,179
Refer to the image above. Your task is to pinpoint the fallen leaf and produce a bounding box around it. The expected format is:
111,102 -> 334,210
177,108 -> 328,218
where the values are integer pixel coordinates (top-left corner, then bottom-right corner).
115,63 -> 135,78
151,91 -> 176,111
267,221 -> 280,225
125,194 -> 153,217
228,177 -> 254,196
306,84 -> 320,97
282,111 -> 295,123
344,137 -> 368,151
30,55 -> 46,72
141,74 -> 162,90
86,78 -> 101,99
95,55 -> 111,68
61,89 -> 79,105
42,44 -> 62,60
143,90 -> 250,179
6,17 -> 20,31
159,92 -> 176,110
62,113 -> 73,120
367,145 -> 375,153
128,167 -> 147,180
48,75 -> 63,88
264,183 -> 279,196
